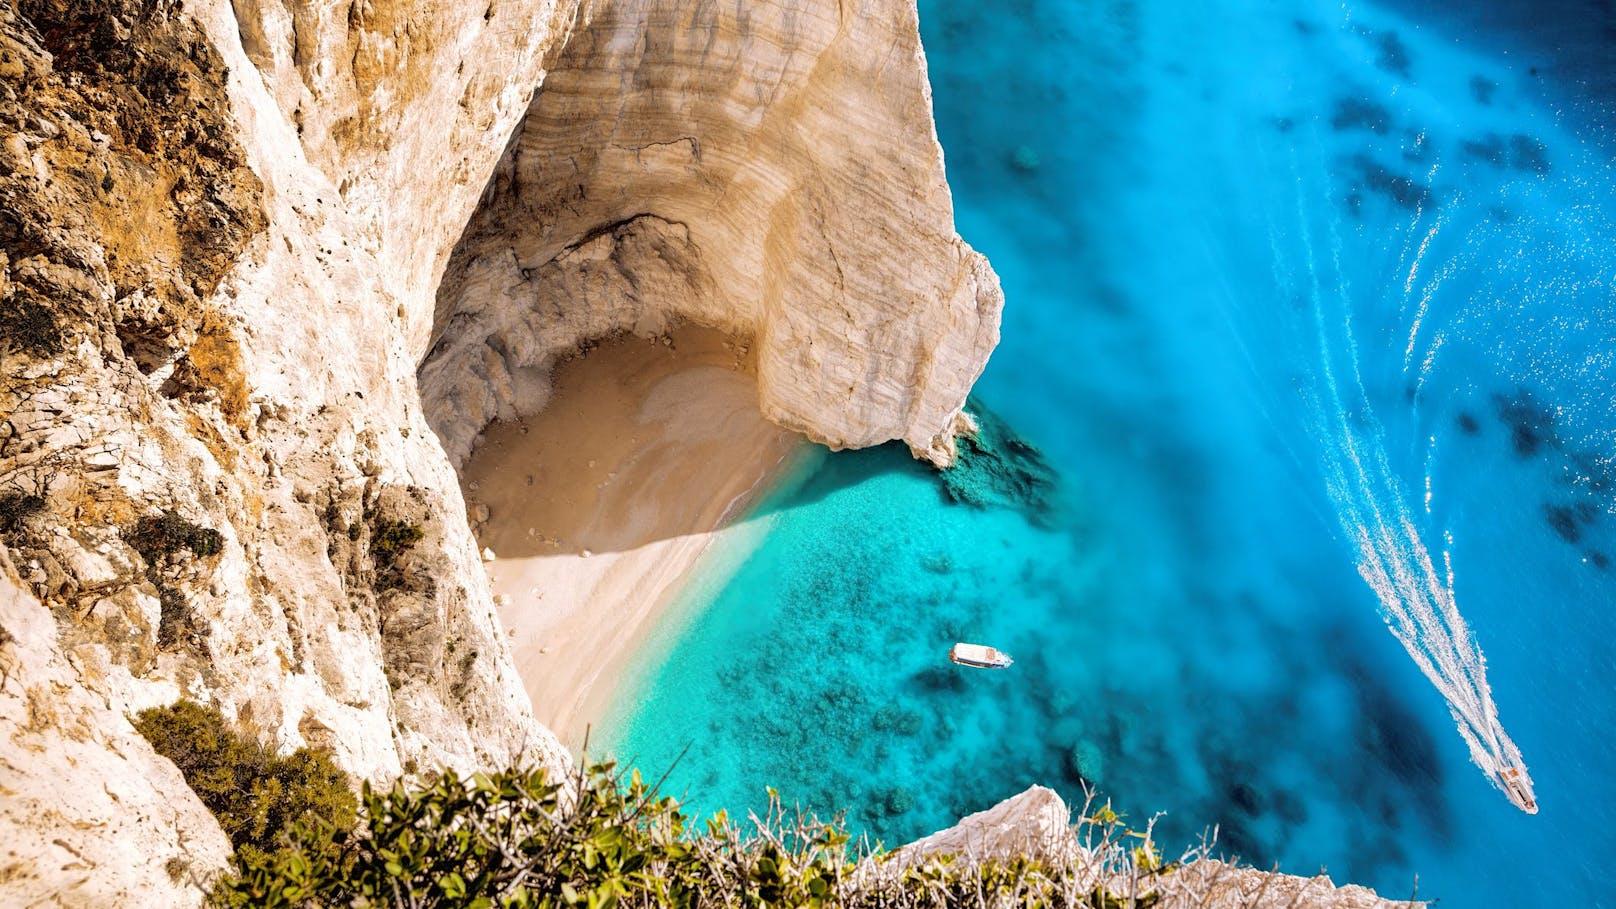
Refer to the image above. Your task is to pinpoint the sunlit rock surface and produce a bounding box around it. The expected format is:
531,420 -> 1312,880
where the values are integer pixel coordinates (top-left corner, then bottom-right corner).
421,0 -> 1002,468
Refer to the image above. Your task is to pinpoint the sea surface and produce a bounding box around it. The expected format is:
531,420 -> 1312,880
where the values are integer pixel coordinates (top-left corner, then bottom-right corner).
603,0 -> 1616,903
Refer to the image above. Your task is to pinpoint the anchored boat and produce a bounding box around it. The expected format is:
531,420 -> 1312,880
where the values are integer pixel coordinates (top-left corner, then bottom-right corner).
949,642 -> 1013,669
1496,764 -> 1539,815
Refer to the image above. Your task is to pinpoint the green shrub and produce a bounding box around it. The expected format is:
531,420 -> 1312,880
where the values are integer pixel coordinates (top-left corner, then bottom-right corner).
128,510 -> 224,563
214,762 -> 1180,909
368,518 -> 423,591
133,701 -> 356,867
0,492 -> 45,534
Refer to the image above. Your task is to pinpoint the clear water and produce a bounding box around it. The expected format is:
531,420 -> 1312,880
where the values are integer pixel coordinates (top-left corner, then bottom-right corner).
605,0 -> 1616,903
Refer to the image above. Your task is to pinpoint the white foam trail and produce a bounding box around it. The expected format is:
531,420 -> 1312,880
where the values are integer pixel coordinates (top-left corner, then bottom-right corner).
1284,154 -> 1535,811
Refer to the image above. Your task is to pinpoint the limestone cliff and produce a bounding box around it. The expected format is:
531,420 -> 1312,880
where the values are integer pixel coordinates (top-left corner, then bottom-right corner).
1,0 -> 995,902
420,0 -> 1002,467
2,0 -> 577,901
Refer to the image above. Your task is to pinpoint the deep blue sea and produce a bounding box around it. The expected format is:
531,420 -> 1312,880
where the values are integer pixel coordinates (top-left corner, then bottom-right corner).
604,1 -> 1616,904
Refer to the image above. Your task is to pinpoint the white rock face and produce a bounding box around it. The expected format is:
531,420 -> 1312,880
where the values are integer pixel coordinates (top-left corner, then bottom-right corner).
886,787 -> 1425,909
0,564 -> 231,906
2,0 -> 581,902
179,0 -> 585,782
888,785 -> 1072,866
420,0 -> 1003,468
3,0 -> 993,899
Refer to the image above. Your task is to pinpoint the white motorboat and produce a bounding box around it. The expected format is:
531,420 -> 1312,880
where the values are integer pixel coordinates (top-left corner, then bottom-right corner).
949,642 -> 1013,669
1496,764 -> 1538,815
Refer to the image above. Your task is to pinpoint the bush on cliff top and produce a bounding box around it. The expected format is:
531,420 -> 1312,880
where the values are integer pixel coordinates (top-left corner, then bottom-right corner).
211,759 -> 1191,909
133,701 -> 356,868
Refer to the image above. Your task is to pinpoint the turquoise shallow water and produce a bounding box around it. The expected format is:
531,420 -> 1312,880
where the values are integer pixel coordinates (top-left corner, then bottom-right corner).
606,0 -> 1616,904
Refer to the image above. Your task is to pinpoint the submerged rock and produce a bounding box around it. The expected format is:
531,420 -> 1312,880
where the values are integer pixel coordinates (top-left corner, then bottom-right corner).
935,399 -> 1058,524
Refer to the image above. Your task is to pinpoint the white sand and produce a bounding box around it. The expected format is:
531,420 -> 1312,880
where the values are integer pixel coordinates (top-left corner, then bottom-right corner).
460,327 -> 806,750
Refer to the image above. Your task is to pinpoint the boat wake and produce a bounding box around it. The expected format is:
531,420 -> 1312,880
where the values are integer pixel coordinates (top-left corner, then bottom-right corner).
1278,155 -> 1538,814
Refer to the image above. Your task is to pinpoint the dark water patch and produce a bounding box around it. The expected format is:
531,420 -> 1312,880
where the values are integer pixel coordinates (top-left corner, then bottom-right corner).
1376,0 -> 1616,134
1590,550 -> 1611,570
1228,781 -> 1264,816
908,665 -> 967,695
1356,26 -> 1413,79
1212,818 -> 1271,868
1345,155 -> 1434,212
1456,411 -> 1481,434
1059,737 -> 1105,789
1355,678 -> 1444,791
1293,18 -> 1318,36
1463,132 -> 1551,173
1470,75 -> 1498,105
1492,389 -> 1560,458
1462,133 -> 1508,166
1009,145 -> 1041,174
1332,97 -> 1394,134
937,398 -> 1058,523
1271,788 -> 1308,826
1543,501 -> 1603,546
1325,634 -> 1453,848
1508,133 -> 1551,173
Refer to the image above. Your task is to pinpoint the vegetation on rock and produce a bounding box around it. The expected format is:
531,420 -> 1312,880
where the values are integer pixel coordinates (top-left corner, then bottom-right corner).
211,761 -> 1195,909
155,584 -> 188,648
0,491 -> 45,534
128,510 -> 225,563
0,297 -> 62,359
369,517 -> 425,591
133,701 -> 356,869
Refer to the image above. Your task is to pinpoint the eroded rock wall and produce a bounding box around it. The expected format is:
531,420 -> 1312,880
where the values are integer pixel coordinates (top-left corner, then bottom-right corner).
2,0 -> 578,902
421,0 -> 1003,467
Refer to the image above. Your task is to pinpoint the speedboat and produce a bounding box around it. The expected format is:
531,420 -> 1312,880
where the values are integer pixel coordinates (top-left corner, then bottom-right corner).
949,642 -> 1013,669
1496,764 -> 1539,815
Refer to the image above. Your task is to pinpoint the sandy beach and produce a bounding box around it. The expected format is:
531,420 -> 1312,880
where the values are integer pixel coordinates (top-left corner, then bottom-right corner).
460,326 -> 806,750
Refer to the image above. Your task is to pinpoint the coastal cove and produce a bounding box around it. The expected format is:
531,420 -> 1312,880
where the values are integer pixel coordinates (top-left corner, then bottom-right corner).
1,0 -> 1609,902
459,327 -> 808,748
598,0 -> 1616,905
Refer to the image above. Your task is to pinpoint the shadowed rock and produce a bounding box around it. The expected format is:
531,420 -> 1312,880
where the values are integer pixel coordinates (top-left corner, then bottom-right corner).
936,399 -> 1058,524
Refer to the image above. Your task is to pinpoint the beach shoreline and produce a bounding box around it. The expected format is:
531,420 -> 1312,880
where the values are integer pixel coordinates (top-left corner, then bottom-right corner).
460,326 -> 809,751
